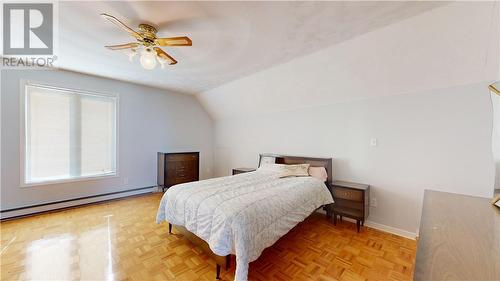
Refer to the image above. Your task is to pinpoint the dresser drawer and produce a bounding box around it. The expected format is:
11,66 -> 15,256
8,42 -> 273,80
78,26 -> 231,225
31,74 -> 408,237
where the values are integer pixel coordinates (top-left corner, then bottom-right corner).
333,187 -> 363,202
165,154 -> 198,162
232,168 -> 256,175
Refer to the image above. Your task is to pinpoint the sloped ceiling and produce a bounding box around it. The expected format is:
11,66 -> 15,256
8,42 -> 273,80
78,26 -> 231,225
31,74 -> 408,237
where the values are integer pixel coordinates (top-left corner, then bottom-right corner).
199,1 -> 500,119
56,1 -> 446,94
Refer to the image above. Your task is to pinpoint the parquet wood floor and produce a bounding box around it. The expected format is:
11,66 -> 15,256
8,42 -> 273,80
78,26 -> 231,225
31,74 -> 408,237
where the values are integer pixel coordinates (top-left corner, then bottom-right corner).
0,193 -> 416,281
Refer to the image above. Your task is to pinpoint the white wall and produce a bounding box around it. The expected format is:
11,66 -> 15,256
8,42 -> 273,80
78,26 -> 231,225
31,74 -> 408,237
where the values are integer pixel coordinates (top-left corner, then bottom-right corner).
198,2 -> 499,235
213,82 -> 494,234
492,90 -> 500,190
1,69 -> 214,211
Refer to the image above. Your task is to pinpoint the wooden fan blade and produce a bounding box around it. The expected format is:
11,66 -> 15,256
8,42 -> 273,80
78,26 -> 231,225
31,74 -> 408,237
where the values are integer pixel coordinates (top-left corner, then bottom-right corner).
101,13 -> 143,40
105,42 -> 140,50
154,47 -> 177,65
155,36 -> 192,47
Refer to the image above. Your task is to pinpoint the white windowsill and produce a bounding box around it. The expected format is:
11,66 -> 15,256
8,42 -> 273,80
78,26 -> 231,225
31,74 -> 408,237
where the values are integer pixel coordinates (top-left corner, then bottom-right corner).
21,173 -> 118,188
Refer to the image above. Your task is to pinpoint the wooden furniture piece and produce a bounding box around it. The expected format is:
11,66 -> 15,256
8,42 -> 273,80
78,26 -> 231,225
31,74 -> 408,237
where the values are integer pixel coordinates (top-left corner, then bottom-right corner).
258,153 -> 333,183
232,168 -> 256,175
168,153 -> 333,280
157,152 -> 199,191
330,180 -> 370,232
414,190 -> 500,280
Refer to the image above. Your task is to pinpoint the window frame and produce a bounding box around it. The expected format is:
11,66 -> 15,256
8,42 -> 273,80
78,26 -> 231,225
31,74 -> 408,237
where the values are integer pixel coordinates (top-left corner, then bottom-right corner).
20,80 -> 120,187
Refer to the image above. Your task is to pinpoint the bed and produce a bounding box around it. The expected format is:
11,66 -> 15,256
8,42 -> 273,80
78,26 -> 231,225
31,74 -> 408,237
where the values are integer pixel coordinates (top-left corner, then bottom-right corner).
156,154 -> 334,281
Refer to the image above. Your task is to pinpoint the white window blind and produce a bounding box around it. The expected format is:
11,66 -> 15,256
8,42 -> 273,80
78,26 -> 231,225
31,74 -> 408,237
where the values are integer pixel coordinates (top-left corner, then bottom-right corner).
24,84 -> 117,185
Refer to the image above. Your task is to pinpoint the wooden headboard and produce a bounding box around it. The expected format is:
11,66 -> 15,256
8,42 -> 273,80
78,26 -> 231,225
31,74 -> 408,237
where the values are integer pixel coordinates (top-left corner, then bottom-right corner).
258,153 -> 333,184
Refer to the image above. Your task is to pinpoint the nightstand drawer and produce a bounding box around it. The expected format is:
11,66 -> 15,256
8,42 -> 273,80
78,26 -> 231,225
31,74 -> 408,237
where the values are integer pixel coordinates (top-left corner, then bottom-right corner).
333,187 -> 363,202
232,168 -> 256,175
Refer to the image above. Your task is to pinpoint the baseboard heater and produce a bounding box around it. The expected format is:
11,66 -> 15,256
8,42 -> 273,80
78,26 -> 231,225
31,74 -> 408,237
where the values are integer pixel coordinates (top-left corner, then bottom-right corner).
0,186 -> 156,220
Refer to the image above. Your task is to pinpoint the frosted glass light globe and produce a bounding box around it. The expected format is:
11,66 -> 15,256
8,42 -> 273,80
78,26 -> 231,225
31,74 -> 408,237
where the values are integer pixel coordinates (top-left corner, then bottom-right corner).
157,56 -> 167,69
126,49 -> 137,62
140,49 -> 157,70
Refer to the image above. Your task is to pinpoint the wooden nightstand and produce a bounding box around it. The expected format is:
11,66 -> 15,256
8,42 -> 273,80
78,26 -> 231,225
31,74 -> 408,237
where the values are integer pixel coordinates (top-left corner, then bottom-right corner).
232,168 -> 256,175
330,180 -> 370,232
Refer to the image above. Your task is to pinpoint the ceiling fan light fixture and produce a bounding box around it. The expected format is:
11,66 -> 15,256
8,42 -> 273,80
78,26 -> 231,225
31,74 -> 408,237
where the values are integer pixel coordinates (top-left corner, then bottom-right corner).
101,14 -> 191,69
126,49 -> 137,62
157,56 -> 168,69
140,48 -> 157,70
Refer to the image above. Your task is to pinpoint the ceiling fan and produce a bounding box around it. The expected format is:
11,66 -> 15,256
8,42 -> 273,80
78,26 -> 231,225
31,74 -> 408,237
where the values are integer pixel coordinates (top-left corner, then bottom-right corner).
101,13 -> 192,70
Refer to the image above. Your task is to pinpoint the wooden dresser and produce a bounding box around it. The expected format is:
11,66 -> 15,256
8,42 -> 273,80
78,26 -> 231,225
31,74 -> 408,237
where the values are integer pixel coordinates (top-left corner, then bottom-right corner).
331,180 -> 370,232
414,190 -> 500,280
157,152 -> 199,191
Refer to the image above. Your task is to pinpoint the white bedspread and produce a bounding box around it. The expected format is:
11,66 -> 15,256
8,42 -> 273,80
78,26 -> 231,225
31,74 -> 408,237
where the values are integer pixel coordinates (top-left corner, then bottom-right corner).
156,171 -> 333,281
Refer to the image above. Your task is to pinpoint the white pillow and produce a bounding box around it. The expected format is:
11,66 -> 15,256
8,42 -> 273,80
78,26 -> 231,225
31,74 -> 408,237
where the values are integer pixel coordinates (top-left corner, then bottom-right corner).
258,163 -> 310,178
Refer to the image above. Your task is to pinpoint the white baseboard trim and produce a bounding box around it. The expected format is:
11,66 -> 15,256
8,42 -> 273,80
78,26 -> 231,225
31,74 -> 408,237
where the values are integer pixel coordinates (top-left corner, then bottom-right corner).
364,220 -> 417,240
315,210 -> 417,239
1,186 -> 156,220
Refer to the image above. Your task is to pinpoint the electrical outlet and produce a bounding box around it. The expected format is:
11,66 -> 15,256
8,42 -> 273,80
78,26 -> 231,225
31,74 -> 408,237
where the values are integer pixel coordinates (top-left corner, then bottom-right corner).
370,198 -> 378,207
370,138 -> 377,147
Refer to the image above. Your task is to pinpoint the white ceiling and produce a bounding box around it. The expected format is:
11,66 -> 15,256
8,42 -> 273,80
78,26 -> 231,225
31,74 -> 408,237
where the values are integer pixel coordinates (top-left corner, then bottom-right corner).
56,1 -> 447,95
198,1 -> 500,119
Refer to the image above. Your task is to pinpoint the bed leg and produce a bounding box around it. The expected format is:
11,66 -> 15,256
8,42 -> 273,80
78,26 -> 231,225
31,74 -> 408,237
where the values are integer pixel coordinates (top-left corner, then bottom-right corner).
168,223 -> 172,234
216,264 -> 221,279
326,204 -> 333,219
225,255 -> 231,270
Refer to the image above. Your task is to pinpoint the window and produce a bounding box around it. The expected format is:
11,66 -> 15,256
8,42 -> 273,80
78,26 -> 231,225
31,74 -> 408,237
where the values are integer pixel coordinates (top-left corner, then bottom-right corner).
23,83 -> 117,185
